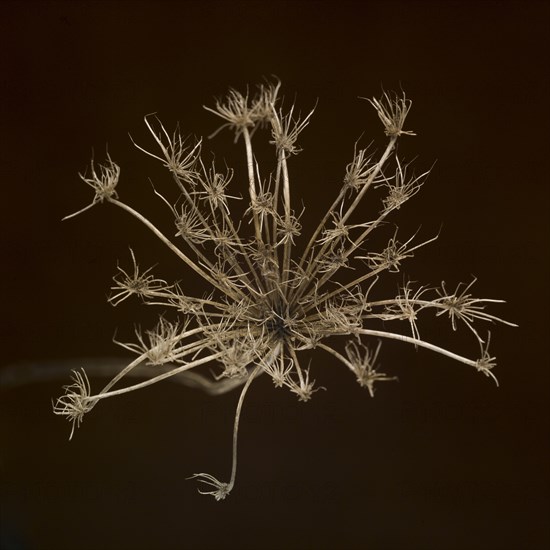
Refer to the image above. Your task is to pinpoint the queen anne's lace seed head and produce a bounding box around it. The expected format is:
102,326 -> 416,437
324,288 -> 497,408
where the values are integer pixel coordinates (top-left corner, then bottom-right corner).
56,80 -> 515,500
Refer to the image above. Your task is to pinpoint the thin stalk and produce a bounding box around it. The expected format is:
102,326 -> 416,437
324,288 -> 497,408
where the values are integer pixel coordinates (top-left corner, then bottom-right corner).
108,198 -> 244,301
287,345 -> 306,387
226,364 -> 262,493
243,128 -> 262,243
271,158 -> 282,242
291,137 -> 396,303
300,264 -> 386,316
300,227 -> 438,313
355,329 -> 481,368
107,326 -> 214,391
90,351 -> 225,401
317,342 -> 352,369
280,151 -> 293,288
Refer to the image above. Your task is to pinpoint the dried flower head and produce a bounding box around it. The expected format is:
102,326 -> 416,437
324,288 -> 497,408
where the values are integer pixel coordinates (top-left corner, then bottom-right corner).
52,369 -> 95,439
63,153 -> 120,220
364,90 -> 416,137
109,248 -> 169,306
54,80 -> 515,500
344,340 -> 396,397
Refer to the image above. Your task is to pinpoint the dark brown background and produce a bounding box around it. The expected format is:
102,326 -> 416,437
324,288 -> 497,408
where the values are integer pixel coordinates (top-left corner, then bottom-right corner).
1,1 -> 548,549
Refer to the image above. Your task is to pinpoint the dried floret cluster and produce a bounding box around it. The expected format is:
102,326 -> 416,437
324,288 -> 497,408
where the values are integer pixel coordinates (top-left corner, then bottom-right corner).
54,80 -> 515,500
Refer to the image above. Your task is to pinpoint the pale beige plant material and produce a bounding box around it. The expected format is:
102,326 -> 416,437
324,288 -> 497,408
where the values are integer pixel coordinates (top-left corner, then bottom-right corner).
54,80 -> 515,500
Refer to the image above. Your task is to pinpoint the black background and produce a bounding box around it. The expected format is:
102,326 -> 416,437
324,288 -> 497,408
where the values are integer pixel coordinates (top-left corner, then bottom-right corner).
1,1 -> 548,549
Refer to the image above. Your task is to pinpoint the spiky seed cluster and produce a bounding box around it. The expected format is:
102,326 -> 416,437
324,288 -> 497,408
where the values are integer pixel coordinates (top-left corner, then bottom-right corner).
52,369 -> 95,439
55,81 -> 515,500
364,91 -> 416,137
109,248 -> 169,306
344,341 -> 396,397
63,154 -> 120,220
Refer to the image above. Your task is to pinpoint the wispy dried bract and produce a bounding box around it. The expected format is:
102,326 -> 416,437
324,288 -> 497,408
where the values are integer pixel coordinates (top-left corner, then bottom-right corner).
187,473 -> 231,501
474,333 -> 498,385
63,155 -> 120,220
173,204 -> 211,243
115,317 -> 184,366
270,103 -> 315,156
204,79 -> 281,140
56,80 -> 514,500
433,279 -> 517,342
365,91 -> 416,137
379,283 -> 431,340
287,367 -> 324,402
380,157 -> 427,212
344,341 -> 396,397
194,161 -> 239,214
52,369 -> 95,439
109,248 -> 169,306
360,230 -> 435,273
132,116 -> 202,181
344,144 -> 382,193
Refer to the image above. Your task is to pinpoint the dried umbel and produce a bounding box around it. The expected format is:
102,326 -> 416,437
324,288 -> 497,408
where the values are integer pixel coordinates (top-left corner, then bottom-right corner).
54,81 -> 515,500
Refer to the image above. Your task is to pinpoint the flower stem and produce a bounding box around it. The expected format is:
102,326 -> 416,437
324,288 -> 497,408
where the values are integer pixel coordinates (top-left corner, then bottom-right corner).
108,198 -> 244,301
228,364 -> 262,491
355,328 -> 478,367
90,352 -> 224,401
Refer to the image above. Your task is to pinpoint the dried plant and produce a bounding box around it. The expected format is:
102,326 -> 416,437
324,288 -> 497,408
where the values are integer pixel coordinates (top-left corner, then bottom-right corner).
53,80 -> 515,500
